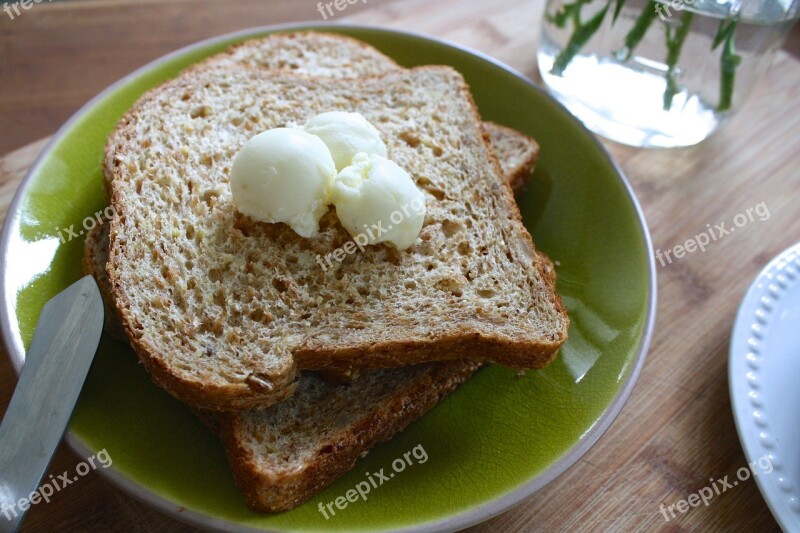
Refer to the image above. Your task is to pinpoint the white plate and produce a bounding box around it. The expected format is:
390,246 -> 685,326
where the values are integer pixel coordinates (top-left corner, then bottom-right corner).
730,242 -> 800,532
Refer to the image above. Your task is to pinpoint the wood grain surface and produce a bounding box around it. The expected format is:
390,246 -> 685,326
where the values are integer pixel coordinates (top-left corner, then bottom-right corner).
1,0 -> 799,531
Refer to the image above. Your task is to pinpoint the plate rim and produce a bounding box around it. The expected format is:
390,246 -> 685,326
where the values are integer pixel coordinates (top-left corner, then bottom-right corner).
729,241 -> 800,532
0,22 -> 657,533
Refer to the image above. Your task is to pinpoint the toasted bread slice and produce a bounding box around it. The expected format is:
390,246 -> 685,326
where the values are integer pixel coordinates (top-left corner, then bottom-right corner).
89,130 -> 545,346
105,66 -> 568,411
84,222 -> 555,512
103,32 -> 537,199
201,361 -> 481,511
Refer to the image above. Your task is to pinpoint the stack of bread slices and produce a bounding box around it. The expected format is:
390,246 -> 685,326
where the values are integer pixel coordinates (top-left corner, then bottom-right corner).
85,31 -> 569,512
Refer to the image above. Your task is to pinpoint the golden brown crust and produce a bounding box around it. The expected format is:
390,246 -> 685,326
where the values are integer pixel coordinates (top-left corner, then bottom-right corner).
294,332 -> 561,373
82,224 -> 128,342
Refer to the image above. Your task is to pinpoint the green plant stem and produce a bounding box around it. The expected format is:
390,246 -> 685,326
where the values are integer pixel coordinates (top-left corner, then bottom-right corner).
550,1 -> 610,75
546,0 -> 741,115
712,18 -> 736,48
618,0 -> 659,60
713,20 -> 741,111
547,0 -> 592,28
663,11 -> 694,110
612,0 -> 627,22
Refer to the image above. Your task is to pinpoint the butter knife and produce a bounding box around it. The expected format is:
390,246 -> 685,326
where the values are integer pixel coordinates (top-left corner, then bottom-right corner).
0,276 -> 103,532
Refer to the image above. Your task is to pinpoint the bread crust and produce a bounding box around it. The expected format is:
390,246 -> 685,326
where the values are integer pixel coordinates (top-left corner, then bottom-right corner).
82,223 -> 127,342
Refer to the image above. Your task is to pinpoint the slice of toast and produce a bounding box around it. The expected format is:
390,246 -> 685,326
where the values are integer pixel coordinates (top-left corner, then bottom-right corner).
105,65 -> 568,412
85,222 -> 554,511
203,361 -> 481,512
103,32 -> 537,199
88,130 -> 547,346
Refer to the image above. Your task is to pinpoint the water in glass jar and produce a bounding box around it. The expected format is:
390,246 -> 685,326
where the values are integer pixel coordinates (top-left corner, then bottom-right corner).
538,0 -> 798,147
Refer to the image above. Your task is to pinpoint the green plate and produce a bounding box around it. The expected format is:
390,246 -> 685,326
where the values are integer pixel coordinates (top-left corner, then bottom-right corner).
0,24 -> 655,532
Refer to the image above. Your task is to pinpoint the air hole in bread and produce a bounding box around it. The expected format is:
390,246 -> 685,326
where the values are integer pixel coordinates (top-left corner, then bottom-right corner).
416,177 -> 446,201
201,190 -> 218,208
399,131 -> 420,147
190,105 -> 210,119
208,268 -> 223,283
199,319 -> 222,336
441,219 -> 461,237
214,289 -> 226,307
249,308 -> 272,326
458,242 -> 471,255
435,276 -> 466,297
272,278 -> 288,293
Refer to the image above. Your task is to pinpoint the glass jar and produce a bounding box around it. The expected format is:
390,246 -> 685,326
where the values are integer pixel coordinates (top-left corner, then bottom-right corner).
538,0 -> 800,147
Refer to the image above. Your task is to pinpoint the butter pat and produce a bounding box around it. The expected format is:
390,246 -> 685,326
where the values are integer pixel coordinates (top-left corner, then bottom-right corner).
332,153 -> 426,250
230,128 -> 336,237
304,112 -> 387,171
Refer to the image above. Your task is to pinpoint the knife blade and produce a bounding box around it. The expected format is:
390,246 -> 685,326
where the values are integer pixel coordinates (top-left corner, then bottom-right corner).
0,275 -> 103,533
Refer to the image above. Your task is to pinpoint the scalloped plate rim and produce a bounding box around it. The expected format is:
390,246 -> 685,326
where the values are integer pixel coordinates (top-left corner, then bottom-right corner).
730,241 -> 800,532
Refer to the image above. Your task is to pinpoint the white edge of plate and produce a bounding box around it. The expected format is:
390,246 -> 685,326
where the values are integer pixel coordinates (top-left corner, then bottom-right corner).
729,241 -> 800,533
0,22 -> 657,533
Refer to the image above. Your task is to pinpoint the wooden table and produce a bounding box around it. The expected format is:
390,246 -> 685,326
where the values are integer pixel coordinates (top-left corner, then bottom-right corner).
1,1 -> 798,531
